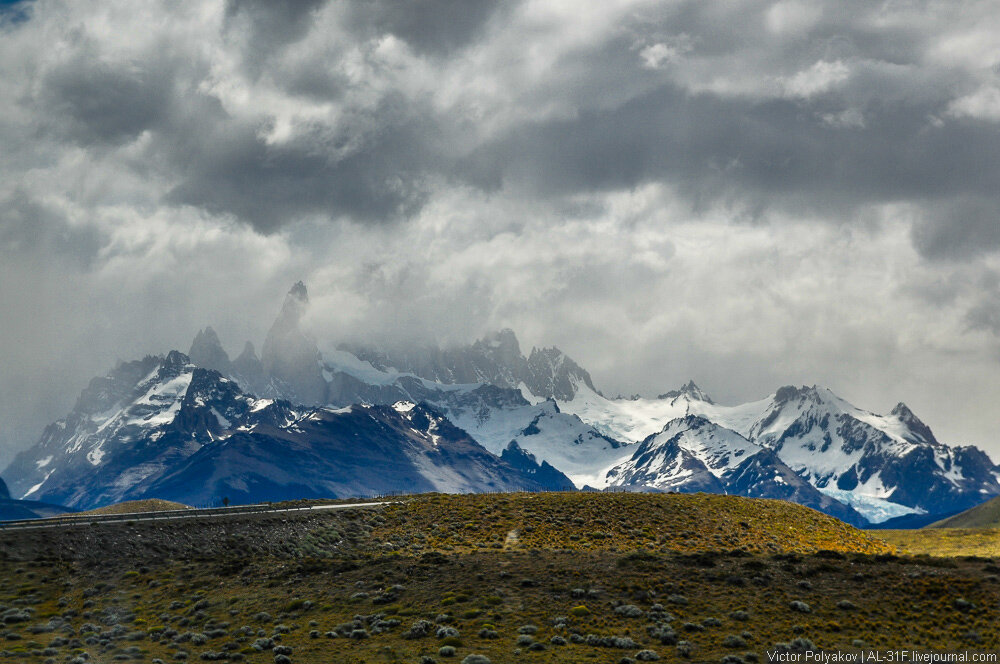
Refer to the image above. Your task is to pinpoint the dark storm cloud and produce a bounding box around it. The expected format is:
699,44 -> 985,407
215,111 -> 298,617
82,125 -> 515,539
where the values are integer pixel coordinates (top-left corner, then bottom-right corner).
462,83 -> 1000,219
37,56 -> 174,145
224,0 -> 327,76
160,93 -> 442,232
0,190 -> 105,266
912,197 -> 1000,261
14,0 -> 999,250
344,0 -> 503,57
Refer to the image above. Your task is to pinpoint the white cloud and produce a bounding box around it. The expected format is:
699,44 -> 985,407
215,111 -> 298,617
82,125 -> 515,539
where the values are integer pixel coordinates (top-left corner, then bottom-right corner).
638,34 -> 694,70
947,85 -> 1000,122
780,60 -> 850,99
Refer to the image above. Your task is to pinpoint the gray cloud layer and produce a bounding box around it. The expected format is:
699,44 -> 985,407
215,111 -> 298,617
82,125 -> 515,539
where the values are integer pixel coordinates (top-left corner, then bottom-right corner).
3,0 -> 1000,466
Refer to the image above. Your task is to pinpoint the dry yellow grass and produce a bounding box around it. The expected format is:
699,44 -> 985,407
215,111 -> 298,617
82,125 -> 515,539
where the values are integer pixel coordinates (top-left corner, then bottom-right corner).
1,493 -> 994,663
71,498 -> 192,516
875,527 -> 1000,557
372,492 -> 895,555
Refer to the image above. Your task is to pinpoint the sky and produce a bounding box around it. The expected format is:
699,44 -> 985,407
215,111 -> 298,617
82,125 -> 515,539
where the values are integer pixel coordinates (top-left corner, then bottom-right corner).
2,0 -> 1000,467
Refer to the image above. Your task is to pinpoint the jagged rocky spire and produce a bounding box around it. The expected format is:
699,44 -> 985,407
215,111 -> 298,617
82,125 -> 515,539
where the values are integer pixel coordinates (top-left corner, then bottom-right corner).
188,326 -> 232,374
260,282 -> 327,405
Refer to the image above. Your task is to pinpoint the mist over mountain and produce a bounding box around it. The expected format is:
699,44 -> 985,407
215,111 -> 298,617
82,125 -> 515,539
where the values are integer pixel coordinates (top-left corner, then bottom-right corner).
341,328 -> 599,402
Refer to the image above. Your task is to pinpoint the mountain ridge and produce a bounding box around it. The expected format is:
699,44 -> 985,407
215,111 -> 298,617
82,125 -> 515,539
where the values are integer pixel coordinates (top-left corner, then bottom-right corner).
5,351 -> 569,509
6,281 -> 998,525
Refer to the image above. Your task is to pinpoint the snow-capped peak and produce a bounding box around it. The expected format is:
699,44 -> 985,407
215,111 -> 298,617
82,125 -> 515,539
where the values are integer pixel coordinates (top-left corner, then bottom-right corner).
658,380 -> 714,404
652,415 -> 760,473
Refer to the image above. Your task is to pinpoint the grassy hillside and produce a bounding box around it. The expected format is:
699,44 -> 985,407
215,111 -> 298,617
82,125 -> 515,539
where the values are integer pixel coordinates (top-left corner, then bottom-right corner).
927,496 -> 1000,529
876,495 -> 1000,557
2,492 -> 998,663
372,492 -> 892,555
876,528 -> 1000,557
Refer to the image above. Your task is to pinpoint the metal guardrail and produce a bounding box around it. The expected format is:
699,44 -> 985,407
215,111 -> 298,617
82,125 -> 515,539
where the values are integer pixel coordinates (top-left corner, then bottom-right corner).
0,501 -> 371,531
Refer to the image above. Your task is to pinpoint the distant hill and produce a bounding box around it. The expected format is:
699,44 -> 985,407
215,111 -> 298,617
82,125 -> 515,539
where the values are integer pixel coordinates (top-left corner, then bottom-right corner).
0,496 -> 75,522
0,474 -> 77,521
868,510 -> 963,529
927,495 -> 1000,528
73,499 -> 193,517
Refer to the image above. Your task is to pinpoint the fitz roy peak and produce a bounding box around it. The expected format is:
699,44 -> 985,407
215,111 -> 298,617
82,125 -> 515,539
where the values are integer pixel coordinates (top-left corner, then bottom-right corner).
4,281 -> 998,525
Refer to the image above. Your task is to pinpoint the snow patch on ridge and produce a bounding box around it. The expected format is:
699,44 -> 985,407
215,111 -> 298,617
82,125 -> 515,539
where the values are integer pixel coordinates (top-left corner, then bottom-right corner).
23,469 -> 54,498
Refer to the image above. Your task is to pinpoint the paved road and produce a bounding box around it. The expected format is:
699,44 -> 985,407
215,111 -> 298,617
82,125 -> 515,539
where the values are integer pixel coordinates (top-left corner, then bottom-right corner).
0,501 -> 390,532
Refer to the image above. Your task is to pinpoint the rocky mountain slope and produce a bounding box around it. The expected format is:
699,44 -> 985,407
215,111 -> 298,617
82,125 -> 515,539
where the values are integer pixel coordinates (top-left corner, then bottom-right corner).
4,352 -> 569,509
558,383 -> 1000,523
604,416 -> 866,525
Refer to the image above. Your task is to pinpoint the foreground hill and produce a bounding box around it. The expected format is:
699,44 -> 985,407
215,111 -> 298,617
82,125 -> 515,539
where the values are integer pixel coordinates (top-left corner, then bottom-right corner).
5,492 -> 1000,663
375,492 -> 889,555
0,492 -> 892,563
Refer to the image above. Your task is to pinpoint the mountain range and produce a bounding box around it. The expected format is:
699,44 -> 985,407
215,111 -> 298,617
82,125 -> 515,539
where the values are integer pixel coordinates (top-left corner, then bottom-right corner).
4,282 -> 998,526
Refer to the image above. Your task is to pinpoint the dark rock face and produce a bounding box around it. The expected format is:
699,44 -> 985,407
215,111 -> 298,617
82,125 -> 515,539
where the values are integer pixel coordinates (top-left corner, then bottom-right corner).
138,402 -> 566,506
2,463 -> 77,521
0,498 -> 73,521
657,380 -> 714,404
500,442 -> 576,491
880,445 -> 1000,516
4,352 -> 256,508
724,449 -> 865,527
525,346 -> 597,401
